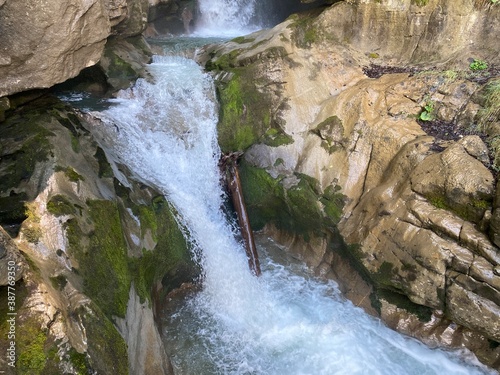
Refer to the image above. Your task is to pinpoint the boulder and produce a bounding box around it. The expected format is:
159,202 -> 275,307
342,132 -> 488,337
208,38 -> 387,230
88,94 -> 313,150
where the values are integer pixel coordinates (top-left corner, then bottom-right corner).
0,0 -> 110,96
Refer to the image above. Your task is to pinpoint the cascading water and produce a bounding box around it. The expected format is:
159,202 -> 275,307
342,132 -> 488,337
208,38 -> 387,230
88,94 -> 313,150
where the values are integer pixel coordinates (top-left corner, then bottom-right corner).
194,0 -> 259,36
85,53 -> 496,375
76,2 -> 497,374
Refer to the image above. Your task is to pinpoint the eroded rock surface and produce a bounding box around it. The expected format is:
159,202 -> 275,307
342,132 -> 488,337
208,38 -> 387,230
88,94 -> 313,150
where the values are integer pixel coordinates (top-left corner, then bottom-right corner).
0,0 -> 110,96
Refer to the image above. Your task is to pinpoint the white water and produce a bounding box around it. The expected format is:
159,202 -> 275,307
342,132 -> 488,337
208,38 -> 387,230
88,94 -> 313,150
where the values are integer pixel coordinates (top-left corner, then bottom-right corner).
194,0 -> 259,37
87,52 -> 496,375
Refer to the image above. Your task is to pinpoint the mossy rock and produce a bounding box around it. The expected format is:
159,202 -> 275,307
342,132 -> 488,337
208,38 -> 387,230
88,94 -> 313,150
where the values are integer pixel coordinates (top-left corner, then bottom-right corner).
130,196 -> 197,304
426,192 -> 490,223
311,116 -> 345,154
80,304 -> 129,375
94,147 -> 114,178
66,199 -> 131,318
217,71 -> 271,152
374,289 -> 433,322
210,46 -> 292,153
238,161 -> 344,239
287,10 -> 323,49
47,194 -> 76,217
0,101 -> 56,195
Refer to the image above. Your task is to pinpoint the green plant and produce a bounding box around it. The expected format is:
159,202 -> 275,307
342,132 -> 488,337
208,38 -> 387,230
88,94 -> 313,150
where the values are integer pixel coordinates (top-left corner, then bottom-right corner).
478,79 -> 500,132
419,101 -> 435,121
470,59 -> 488,72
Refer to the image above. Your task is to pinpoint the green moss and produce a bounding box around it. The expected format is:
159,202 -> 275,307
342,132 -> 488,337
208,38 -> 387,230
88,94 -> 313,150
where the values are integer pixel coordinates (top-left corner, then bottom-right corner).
287,12 -> 321,48
238,160 -> 288,231
81,304 -> 128,375
103,48 -> 137,84
311,116 -> 345,154
18,331 -> 47,373
49,274 -> 68,290
137,204 -> 158,240
262,128 -> 294,147
49,109 -> 84,153
0,110 -> 55,194
67,348 -> 91,375
205,49 -> 242,71
86,200 -> 130,317
428,194 -> 447,209
274,158 -> 285,167
320,185 -> 346,225
23,227 -> 42,243
372,261 -> 398,288
54,165 -> 84,182
231,36 -> 255,44
426,193 -> 489,223
217,72 -> 274,152
66,200 -> 130,318
239,161 -> 332,238
95,147 -> 114,178
131,197 -> 194,303
47,194 -> 76,217
17,315 -> 49,375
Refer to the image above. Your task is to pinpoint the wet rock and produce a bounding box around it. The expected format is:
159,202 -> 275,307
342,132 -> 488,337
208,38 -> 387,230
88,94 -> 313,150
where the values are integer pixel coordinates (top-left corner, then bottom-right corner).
446,276 -> 500,342
410,143 -> 495,224
116,287 -> 174,375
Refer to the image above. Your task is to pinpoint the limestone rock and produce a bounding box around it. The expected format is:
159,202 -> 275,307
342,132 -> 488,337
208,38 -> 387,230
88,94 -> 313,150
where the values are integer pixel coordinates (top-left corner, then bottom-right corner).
0,0 -> 110,96
117,287 -> 174,375
317,0 -> 500,66
0,97 -> 195,374
410,143 -> 495,224
447,277 -> 500,342
112,0 -> 149,36
99,36 -> 153,91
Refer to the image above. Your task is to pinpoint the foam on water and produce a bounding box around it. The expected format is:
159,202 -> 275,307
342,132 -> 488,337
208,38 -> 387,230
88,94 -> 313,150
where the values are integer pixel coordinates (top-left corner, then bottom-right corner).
87,54 -> 496,375
193,0 -> 259,37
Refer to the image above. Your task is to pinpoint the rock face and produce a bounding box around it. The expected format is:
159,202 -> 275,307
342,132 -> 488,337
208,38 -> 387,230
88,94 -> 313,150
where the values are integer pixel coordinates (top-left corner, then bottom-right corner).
117,287 -> 174,375
202,0 -> 500,368
0,0 -> 150,97
0,96 -> 196,374
0,0 -> 110,97
320,0 -> 500,66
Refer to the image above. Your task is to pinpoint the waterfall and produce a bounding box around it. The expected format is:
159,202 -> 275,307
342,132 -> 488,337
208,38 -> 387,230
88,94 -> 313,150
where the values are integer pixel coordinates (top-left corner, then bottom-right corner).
85,51 -> 495,374
194,0 -> 259,36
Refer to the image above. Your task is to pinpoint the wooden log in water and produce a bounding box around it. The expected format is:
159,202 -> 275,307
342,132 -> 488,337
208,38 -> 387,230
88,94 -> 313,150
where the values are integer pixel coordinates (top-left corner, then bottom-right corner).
221,153 -> 261,277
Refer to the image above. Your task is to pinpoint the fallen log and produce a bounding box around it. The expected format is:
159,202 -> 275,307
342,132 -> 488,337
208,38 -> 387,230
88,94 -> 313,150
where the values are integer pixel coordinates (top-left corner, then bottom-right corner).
220,153 -> 261,276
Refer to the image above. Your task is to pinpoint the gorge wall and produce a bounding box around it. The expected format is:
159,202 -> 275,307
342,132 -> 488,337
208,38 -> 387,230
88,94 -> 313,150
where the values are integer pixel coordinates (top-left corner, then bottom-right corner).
201,0 -> 500,369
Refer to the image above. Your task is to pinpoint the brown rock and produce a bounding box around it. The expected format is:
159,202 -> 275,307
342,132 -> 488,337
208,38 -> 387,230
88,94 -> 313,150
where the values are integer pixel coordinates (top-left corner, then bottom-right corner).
0,0 -> 111,96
